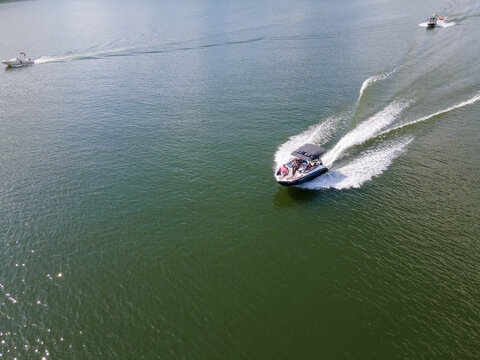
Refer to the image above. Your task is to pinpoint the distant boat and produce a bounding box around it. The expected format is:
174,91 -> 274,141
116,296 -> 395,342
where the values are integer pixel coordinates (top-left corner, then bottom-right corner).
274,143 -> 328,186
2,52 -> 34,67
427,15 -> 437,27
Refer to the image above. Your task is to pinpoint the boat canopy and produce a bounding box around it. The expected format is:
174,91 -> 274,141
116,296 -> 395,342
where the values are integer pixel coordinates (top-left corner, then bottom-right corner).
290,143 -> 326,161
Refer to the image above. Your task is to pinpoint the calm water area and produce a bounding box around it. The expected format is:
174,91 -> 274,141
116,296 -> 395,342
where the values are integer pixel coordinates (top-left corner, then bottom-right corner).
1,0 -> 479,358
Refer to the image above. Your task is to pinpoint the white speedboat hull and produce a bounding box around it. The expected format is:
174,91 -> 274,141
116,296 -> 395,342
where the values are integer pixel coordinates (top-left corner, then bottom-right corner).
2,58 -> 34,67
275,165 -> 328,186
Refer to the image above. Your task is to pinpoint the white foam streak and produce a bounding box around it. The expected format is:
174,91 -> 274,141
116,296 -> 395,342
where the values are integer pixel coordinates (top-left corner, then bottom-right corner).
34,47 -> 137,64
418,19 -> 455,28
35,56 -> 68,64
358,68 -> 396,101
380,93 -> 480,136
274,116 -> 340,168
302,137 -> 413,190
322,101 -> 410,167
438,21 -> 455,28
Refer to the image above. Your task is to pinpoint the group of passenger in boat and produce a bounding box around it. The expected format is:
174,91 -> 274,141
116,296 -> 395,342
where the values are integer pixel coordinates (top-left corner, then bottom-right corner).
274,143 -> 327,185
276,158 -> 323,179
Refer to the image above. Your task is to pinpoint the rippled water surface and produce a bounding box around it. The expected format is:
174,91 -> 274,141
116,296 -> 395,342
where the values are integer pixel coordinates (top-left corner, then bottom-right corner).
1,0 -> 479,358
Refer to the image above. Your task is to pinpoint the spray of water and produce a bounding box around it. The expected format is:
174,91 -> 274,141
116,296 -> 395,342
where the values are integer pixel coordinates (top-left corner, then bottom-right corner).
322,100 -> 411,167
301,137 -> 414,190
274,115 -> 341,168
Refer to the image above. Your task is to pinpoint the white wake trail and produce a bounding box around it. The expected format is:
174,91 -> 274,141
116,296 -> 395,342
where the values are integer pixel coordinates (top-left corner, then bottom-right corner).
34,47 -> 138,64
301,137 -> 413,190
358,68 -> 397,102
322,101 -> 410,167
380,93 -> 480,136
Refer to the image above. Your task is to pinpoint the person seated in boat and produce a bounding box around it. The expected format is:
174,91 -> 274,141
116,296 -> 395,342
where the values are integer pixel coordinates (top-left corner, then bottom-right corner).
292,158 -> 302,175
291,159 -> 297,173
305,163 -> 312,171
277,164 -> 289,176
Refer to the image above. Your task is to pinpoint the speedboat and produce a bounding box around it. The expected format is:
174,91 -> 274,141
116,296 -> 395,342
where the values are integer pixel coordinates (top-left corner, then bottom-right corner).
274,143 -> 328,186
427,16 -> 437,27
2,52 -> 34,67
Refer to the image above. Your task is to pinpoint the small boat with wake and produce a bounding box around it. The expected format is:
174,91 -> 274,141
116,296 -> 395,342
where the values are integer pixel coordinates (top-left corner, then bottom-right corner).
275,143 -> 328,186
2,52 -> 34,68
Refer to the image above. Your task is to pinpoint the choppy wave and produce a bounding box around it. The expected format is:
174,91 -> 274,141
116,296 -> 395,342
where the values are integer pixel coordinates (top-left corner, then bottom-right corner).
301,137 -> 413,190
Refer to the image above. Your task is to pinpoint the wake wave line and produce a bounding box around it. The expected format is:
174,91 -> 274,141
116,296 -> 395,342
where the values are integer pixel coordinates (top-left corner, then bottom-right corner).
379,93 -> 480,136
301,137 -> 413,190
322,100 -> 410,167
358,68 -> 397,102
34,37 -> 265,64
34,47 -> 139,64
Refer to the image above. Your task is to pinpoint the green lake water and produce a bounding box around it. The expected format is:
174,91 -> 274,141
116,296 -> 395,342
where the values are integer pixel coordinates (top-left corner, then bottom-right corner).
1,0 -> 479,358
